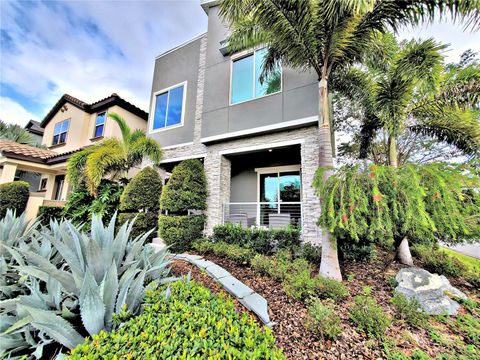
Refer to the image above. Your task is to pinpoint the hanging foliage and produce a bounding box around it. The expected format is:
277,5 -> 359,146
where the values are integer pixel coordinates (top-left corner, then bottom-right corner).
314,163 -> 480,247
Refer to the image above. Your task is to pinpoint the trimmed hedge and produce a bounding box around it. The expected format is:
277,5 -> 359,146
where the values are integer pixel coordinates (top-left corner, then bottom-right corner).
69,280 -> 285,359
37,206 -> 63,225
158,215 -> 206,252
160,159 -> 207,213
0,181 -> 29,218
117,212 -> 158,240
120,166 -> 162,212
212,224 -> 301,255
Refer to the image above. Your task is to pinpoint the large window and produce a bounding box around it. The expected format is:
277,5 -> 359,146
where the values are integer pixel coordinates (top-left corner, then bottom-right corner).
152,82 -> 186,131
52,119 -> 69,145
94,112 -> 106,138
231,48 -> 281,105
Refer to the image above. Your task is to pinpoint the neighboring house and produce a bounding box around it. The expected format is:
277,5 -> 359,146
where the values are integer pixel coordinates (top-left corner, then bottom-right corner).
24,120 -> 45,144
0,93 -> 148,220
148,1 -> 321,243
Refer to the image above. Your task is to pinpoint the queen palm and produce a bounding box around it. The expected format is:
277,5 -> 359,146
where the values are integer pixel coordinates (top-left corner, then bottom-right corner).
67,113 -> 162,195
333,34 -> 479,264
0,120 -> 37,146
219,0 -> 479,280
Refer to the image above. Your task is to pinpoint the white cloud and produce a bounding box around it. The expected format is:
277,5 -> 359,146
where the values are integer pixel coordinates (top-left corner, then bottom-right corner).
0,97 -> 38,126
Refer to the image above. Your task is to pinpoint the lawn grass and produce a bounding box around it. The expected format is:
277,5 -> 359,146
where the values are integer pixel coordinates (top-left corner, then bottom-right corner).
440,247 -> 480,273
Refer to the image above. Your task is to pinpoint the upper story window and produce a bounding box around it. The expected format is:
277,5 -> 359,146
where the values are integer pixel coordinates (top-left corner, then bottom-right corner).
151,82 -> 186,131
94,112 -> 106,138
52,119 -> 69,145
231,48 -> 281,105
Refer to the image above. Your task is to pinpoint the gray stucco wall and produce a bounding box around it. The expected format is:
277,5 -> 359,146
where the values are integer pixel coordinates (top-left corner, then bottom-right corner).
147,36 -> 204,147
201,6 -> 319,139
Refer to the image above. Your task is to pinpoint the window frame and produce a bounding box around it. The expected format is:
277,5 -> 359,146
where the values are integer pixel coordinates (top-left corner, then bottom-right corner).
149,81 -> 188,134
51,119 -> 70,146
93,111 -> 107,138
39,178 -> 48,191
229,48 -> 283,106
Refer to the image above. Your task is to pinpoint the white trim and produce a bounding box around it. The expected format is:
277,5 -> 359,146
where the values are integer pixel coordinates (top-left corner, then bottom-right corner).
255,165 -> 301,174
229,48 -> 283,106
160,153 -> 207,164
219,138 -> 304,156
161,141 -> 194,150
149,81 -> 187,134
155,33 -> 206,60
205,116 -> 316,144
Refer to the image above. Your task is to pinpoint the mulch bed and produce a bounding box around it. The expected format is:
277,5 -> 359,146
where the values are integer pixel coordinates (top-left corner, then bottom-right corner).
171,252 -> 479,360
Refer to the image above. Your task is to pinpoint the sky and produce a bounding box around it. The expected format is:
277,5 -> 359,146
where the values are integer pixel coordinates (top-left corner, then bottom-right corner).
0,1 -> 479,127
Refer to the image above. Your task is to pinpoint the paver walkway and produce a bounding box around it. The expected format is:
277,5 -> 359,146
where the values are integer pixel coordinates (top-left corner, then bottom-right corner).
172,253 -> 274,328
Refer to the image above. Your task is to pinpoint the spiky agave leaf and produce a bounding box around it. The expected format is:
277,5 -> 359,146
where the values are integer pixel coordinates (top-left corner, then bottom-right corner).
79,269 -> 105,336
101,260 -> 118,329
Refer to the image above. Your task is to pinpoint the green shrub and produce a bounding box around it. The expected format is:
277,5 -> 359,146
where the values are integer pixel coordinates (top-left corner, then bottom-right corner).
68,280 -> 285,359
37,205 -> 63,225
349,287 -> 391,339
192,239 -> 254,263
211,224 -> 301,255
62,180 -> 123,228
158,215 -> 206,252
120,166 -> 162,212
306,299 -> 342,340
391,293 -> 428,328
457,313 -> 480,347
0,181 -> 29,218
412,244 -> 467,277
160,159 -> 207,213
317,276 -> 349,301
117,212 -> 158,240
294,242 -> 322,264
284,270 -> 321,300
339,240 -> 377,262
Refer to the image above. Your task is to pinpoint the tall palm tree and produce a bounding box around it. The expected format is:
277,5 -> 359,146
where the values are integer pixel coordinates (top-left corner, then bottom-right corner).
219,0 -> 480,280
333,34 -> 479,264
334,34 -> 479,167
67,113 -> 162,195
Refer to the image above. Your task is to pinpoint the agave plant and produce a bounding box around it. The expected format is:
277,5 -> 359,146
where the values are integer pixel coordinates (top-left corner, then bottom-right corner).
1,214 -> 173,358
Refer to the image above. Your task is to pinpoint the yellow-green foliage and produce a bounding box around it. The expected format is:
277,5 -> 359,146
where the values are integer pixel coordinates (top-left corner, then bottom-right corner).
68,280 -> 285,359
192,239 -> 255,263
314,163 -> 480,246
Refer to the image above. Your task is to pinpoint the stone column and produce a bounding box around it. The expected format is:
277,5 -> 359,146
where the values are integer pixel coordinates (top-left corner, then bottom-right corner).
0,163 -> 18,183
204,151 -> 231,236
300,134 -> 322,245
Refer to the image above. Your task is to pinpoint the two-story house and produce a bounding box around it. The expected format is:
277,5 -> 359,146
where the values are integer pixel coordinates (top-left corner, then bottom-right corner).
0,93 -> 148,219
148,1 -> 321,243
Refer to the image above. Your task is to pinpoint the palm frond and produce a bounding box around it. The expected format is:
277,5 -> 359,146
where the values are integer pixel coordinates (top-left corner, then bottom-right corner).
409,109 -> 480,154
66,147 -> 96,186
128,137 -> 163,167
84,143 -> 125,194
107,113 -> 131,143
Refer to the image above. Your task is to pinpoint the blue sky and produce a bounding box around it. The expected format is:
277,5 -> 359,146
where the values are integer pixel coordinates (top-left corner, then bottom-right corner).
0,1 -> 479,126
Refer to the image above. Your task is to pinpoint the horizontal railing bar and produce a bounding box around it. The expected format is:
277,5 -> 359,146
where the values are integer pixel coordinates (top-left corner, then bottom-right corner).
226,202 -> 302,205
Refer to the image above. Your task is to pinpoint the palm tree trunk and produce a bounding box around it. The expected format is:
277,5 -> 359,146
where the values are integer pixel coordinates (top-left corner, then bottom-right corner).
318,74 -> 342,281
389,135 -> 414,265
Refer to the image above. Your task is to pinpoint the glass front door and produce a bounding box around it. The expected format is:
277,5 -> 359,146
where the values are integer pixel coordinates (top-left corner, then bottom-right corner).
259,169 -> 301,227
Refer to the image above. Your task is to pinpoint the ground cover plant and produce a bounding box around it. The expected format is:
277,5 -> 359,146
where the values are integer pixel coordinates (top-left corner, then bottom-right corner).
68,279 -> 285,359
0,213 -> 172,358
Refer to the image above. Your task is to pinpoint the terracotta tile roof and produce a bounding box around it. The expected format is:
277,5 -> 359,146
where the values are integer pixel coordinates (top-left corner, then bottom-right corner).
40,93 -> 148,127
0,139 -> 79,164
0,139 -> 57,159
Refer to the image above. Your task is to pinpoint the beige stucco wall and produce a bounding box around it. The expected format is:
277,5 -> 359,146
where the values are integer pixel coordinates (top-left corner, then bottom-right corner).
42,105 -> 90,153
103,105 -> 148,139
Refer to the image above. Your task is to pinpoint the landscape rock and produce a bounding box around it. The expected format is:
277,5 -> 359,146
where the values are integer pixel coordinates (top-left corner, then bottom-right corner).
395,267 -> 467,315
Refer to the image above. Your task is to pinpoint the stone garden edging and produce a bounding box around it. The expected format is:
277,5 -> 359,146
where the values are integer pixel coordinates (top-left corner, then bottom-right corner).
172,253 -> 275,328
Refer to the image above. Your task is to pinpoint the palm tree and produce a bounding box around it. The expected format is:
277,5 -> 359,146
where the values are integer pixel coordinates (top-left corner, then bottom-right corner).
333,34 -> 479,264
219,0 -> 479,280
67,113 -> 162,195
0,120 -> 37,146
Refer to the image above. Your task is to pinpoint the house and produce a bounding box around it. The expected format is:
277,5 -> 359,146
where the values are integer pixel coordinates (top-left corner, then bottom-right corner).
0,93 -> 148,220
148,1 -> 321,243
24,120 -> 45,144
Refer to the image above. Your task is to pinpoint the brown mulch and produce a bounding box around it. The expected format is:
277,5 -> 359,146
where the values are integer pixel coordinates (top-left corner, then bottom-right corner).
171,252 -> 478,360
